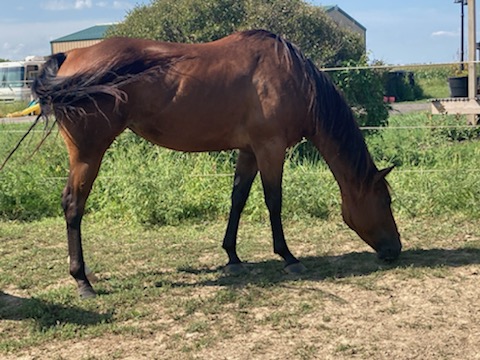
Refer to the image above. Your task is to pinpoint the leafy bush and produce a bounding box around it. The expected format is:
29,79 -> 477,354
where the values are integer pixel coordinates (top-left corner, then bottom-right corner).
108,0 -> 388,128
330,57 -> 389,127
384,71 -> 424,102
108,0 -> 364,68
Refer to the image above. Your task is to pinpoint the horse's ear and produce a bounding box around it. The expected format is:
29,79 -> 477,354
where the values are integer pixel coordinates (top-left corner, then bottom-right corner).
375,166 -> 395,182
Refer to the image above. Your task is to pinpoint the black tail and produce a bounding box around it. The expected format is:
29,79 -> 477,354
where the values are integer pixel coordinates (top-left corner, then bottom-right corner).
32,52 -> 132,118
31,53 -> 67,115
32,51 -> 186,119
1,53 -> 69,171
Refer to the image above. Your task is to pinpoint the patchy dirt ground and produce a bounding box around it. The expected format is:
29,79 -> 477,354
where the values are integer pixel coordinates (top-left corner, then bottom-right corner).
2,217 -> 480,360
3,266 -> 480,360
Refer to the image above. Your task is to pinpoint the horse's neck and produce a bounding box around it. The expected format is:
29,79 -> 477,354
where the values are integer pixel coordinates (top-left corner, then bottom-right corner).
309,130 -> 376,193
306,72 -> 377,193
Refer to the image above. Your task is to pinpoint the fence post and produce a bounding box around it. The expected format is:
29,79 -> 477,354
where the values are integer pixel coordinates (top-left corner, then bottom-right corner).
467,0 -> 478,124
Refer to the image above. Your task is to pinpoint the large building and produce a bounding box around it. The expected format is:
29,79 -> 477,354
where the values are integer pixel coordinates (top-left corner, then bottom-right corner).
50,5 -> 365,54
50,24 -> 112,54
324,5 -> 366,46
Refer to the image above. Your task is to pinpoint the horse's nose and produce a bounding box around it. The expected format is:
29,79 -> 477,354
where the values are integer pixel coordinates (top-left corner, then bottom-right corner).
377,242 -> 402,262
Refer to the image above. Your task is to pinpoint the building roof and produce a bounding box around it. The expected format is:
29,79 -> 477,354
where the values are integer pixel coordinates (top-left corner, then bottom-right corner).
323,5 -> 366,32
51,24 -> 113,43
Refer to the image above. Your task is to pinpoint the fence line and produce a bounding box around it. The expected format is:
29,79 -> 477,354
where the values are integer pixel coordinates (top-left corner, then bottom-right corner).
1,124 -> 480,134
319,60 -> 480,72
4,167 -> 476,184
1,58 -> 478,182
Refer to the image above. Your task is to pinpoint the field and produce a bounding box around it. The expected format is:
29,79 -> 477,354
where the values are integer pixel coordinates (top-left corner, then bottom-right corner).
2,110 -> 480,359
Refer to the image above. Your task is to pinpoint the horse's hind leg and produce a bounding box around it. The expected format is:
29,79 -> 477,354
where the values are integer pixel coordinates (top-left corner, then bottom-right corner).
222,150 -> 258,274
62,158 -> 101,298
59,120 -> 123,298
255,143 -> 306,274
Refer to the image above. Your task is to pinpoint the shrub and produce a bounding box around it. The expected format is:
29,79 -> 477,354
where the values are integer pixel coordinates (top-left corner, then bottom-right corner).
108,0 -> 364,68
108,0 -> 388,128
330,57 -> 389,128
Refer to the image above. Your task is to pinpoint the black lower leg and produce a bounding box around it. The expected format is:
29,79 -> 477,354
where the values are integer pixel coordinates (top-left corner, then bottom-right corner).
63,186 -> 96,298
263,184 -> 299,266
67,222 -> 96,298
222,152 -> 257,266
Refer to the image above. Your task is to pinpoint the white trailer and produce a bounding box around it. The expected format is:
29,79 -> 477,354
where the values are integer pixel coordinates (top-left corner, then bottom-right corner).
0,56 -> 45,102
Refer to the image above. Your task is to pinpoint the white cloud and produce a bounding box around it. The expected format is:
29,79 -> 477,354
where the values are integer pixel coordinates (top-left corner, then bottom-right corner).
1,42 -> 25,59
41,0 -> 131,10
75,0 -> 93,9
41,0 -> 93,11
0,19 -> 108,60
41,0 -> 71,10
432,30 -> 458,37
113,1 -> 132,10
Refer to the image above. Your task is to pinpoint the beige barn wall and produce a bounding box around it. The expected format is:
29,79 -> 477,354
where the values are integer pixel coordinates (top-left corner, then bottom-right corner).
51,40 -> 103,54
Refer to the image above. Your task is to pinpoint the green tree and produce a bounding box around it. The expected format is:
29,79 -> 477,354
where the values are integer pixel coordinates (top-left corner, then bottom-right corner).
108,0 -> 363,67
108,0 -> 388,126
241,0 -> 363,67
108,0 -> 246,44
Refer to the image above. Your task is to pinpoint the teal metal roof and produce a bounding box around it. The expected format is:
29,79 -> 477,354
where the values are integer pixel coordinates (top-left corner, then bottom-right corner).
51,24 -> 112,43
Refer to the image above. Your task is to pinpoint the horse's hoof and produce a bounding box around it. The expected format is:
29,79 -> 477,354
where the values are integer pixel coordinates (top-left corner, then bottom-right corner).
224,263 -> 248,276
284,262 -> 307,274
79,287 -> 97,299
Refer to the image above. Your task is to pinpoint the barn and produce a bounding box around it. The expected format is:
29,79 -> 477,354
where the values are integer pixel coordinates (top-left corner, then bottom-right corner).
50,24 -> 112,54
323,5 -> 366,46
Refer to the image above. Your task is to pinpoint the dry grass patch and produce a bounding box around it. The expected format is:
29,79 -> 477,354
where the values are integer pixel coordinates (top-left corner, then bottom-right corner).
1,215 -> 480,359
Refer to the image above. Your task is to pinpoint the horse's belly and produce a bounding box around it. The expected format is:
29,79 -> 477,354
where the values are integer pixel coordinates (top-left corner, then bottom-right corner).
128,121 -> 245,152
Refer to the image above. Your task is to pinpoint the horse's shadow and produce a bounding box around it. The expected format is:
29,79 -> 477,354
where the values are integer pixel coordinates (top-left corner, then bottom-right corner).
2,248 -> 478,328
0,291 -> 111,330
166,247 -> 480,288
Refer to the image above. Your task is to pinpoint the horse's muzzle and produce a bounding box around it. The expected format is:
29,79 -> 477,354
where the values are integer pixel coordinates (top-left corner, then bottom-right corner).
377,242 -> 402,262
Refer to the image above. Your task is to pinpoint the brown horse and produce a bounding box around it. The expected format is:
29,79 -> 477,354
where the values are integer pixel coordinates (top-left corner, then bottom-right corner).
32,30 -> 401,298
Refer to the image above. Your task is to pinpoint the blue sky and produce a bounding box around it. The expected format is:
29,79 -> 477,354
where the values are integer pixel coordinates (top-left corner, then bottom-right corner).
0,0 -> 474,65
317,0 -> 470,64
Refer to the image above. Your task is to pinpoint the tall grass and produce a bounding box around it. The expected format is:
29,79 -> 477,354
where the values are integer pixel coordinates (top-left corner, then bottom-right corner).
1,111 -> 480,224
367,112 -> 480,218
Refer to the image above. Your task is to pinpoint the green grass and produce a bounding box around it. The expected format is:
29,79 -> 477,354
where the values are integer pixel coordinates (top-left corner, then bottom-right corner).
2,112 -> 480,223
410,65 -> 454,99
1,215 -> 480,358
0,113 -> 480,359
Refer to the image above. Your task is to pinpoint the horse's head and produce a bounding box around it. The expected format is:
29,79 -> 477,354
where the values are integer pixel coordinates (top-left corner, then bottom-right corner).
340,166 -> 401,261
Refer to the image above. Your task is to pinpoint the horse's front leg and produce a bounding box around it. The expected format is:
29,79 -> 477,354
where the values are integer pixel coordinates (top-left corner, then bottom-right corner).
256,143 -> 306,274
222,150 -> 258,274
